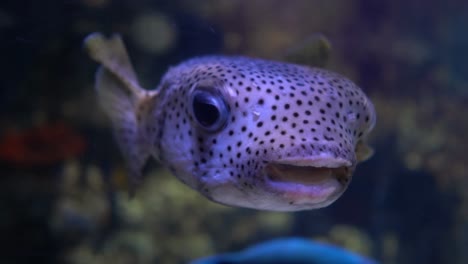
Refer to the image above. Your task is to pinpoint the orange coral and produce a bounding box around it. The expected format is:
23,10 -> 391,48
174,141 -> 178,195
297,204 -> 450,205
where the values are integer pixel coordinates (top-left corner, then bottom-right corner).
0,122 -> 86,167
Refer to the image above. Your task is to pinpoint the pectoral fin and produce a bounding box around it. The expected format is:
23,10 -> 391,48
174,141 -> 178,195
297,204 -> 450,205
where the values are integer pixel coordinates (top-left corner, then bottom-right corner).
84,33 -> 158,193
355,140 -> 374,162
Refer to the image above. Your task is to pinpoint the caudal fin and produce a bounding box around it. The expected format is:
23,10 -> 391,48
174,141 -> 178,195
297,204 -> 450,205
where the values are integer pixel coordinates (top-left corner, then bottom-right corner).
84,33 -> 158,192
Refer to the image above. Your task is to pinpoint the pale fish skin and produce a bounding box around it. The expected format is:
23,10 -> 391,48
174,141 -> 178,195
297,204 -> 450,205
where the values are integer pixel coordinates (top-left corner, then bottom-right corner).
84,33 -> 376,212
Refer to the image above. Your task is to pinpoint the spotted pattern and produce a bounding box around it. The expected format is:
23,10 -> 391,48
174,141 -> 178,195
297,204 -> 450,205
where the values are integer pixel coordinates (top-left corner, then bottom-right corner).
142,56 -> 376,210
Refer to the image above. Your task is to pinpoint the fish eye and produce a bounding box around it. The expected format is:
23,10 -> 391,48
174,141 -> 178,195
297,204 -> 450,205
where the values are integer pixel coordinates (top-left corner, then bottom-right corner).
191,88 -> 229,132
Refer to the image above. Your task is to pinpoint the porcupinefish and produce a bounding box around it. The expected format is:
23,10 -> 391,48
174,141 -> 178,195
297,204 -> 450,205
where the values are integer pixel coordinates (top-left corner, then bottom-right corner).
84,33 -> 376,211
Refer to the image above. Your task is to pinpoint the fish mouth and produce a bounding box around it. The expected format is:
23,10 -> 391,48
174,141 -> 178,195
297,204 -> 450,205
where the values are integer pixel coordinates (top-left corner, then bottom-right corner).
264,159 -> 352,209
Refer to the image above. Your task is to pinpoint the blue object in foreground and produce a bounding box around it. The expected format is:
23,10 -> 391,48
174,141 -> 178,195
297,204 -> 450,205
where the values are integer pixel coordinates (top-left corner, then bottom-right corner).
190,237 -> 379,264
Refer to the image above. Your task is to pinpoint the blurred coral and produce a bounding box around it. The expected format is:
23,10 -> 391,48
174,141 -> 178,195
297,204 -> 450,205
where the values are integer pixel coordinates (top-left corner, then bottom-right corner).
0,122 -> 86,167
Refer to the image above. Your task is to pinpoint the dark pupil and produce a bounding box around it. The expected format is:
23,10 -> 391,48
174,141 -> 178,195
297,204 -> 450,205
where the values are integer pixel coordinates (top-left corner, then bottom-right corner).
193,94 -> 220,127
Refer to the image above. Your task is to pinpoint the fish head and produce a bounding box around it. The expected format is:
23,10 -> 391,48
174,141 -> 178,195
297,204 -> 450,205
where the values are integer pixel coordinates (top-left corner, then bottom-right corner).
154,56 -> 376,211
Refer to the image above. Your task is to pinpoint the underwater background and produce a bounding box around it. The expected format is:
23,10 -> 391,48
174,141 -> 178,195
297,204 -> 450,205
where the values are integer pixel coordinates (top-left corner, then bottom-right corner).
1,0 -> 467,263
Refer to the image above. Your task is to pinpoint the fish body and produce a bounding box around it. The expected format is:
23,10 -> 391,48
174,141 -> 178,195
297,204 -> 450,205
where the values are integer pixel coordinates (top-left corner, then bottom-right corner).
190,237 -> 379,264
85,33 -> 376,211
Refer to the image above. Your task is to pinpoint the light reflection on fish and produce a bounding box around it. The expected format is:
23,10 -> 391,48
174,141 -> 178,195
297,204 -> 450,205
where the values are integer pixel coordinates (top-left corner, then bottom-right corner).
190,237 -> 379,264
84,32 -> 376,211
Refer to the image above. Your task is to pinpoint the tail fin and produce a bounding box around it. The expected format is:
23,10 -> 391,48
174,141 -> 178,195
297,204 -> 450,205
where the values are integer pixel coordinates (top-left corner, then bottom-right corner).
84,33 -> 158,193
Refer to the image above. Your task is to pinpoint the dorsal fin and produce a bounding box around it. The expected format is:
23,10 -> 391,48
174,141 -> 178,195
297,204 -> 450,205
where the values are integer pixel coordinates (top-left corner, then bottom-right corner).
283,34 -> 331,68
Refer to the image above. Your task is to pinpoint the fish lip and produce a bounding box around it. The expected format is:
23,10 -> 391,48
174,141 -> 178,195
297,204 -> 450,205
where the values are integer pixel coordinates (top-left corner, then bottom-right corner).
277,155 -> 352,168
264,158 -> 352,208
265,162 -> 351,186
